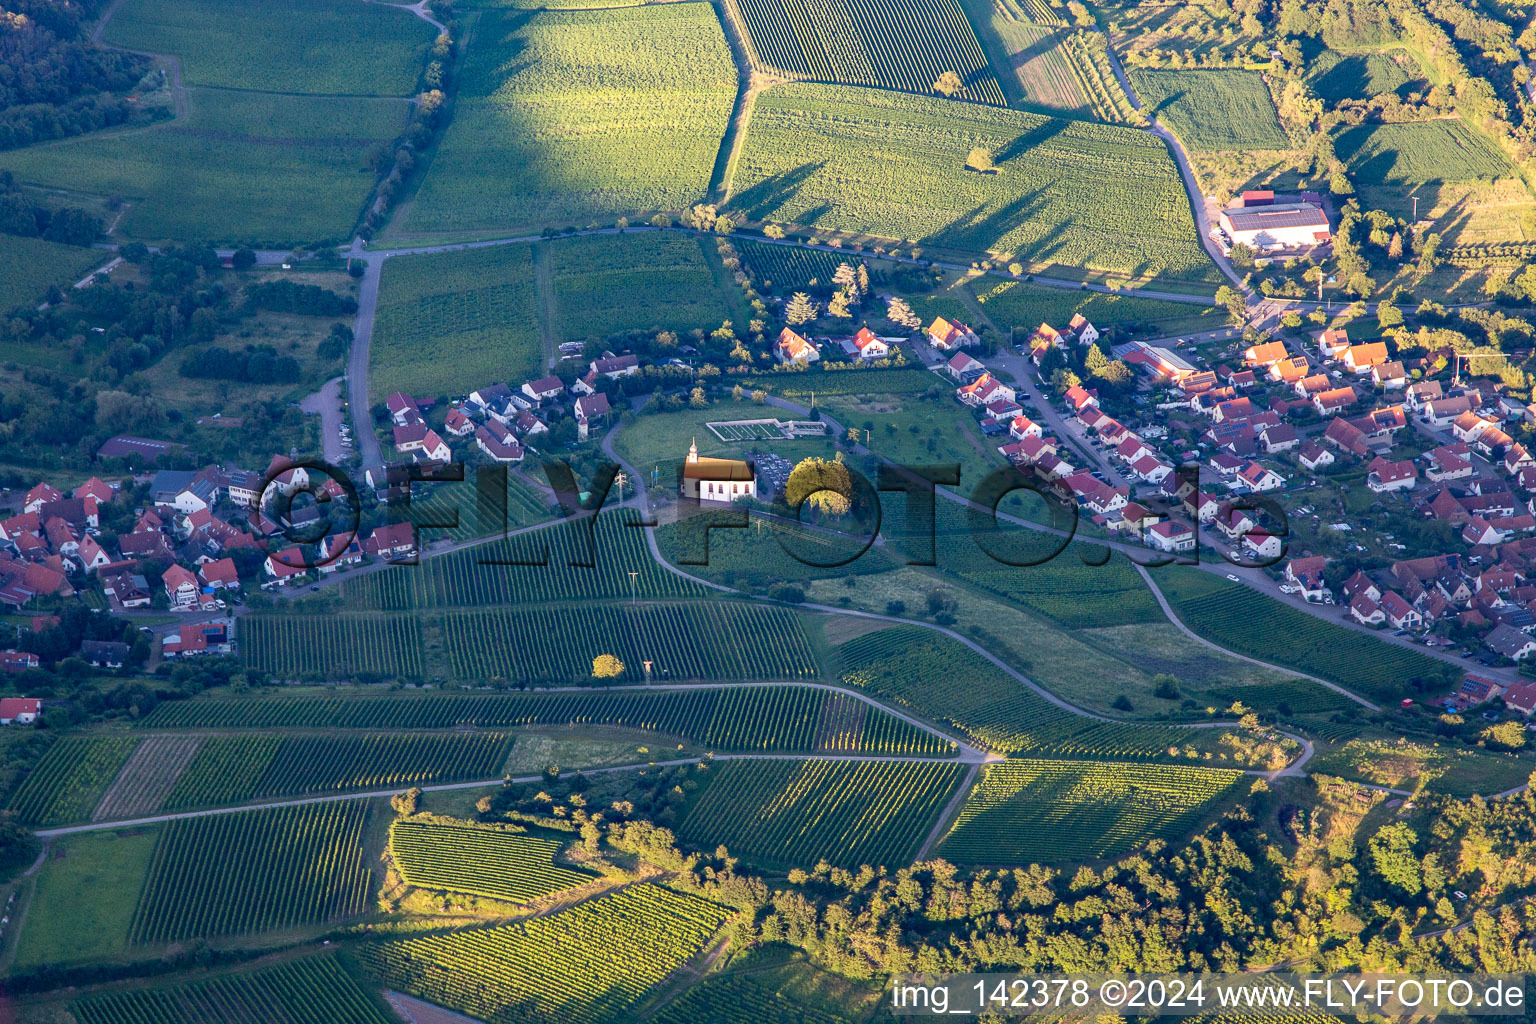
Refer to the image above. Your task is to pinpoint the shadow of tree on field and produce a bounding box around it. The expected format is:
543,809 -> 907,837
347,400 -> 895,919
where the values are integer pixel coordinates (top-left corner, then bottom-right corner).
994,119 -> 1066,166
724,160 -> 826,220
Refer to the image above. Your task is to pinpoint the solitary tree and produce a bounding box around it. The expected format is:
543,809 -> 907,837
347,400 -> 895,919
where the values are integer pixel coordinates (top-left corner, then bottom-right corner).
933,71 -> 964,96
965,147 -> 996,173
785,292 -> 818,325
592,654 -> 625,678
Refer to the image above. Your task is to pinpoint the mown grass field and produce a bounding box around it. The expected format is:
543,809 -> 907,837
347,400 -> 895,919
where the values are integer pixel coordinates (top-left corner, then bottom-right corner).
368,242 -> 541,403
103,0 -> 434,95
975,0 -> 1094,115
678,758 -> 964,869
0,234 -> 105,313
730,84 -> 1220,283
73,955 -> 396,1024
936,758 -> 1243,863
550,233 -> 737,342
400,4 -> 735,234
360,884 -> 732,1024
1129,69 -> 1288,152
0,90 -> 408,243
1308,49 -> 1426,103
1334,118 -> 1513,185
972,277 -> 1224,332
734,0 -> 1006,105
13,829 -> 161,967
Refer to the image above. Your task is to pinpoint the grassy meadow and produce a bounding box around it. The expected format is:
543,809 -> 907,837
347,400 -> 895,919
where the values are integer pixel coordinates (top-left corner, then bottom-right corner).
729,84 -> 1221,284
103,0 -> 435,95
0,90 -> 408,244
399,4 -> 736,235
1334,119 -> 1513,185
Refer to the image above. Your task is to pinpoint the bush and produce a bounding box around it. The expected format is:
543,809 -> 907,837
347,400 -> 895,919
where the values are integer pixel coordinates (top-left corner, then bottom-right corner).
885,600 -> 906,616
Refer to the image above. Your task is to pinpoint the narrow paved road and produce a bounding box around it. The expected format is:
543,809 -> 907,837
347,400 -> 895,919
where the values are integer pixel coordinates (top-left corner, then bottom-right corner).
347,249 -> 387,467
1101,45 -> 1247,294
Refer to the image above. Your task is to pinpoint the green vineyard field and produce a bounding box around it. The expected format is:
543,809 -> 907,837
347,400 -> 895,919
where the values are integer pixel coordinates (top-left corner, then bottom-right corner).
837,626 -> 1193,757
139,689 -> 957,757
161,733 -> 514,810
679,758 -> 964,868
0,235 -> 108,314
550,233 -> 737,343
1128,69 -> 1288,152
390,820 -> 593,903
734,239 -> 849,291
369,243 -> 542,405
440,602 -> 819,683
339,514 -> 705,610
1154,567 -> 1457,700
129,801 -> 371,943
239,614 -> 424,679
733,0 -> 1006,105
731,84 -> 1220,283
73,955 -> 395,1024
6,736 -> 141,826
937,759 -> 1243,863
401,4 -> 735,234
359,883 -> 732,1024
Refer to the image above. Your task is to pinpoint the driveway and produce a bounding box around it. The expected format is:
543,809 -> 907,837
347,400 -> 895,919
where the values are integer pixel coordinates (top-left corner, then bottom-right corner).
299,376 -> 350,465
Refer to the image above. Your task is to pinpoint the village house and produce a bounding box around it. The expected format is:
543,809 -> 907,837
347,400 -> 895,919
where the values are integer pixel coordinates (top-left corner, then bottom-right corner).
386,392 -> 421,426
1485,622 -> 1536,661
1145,519 -> 1195,554
1270,355 -> 1311,384
198,557 -> 240,591
364,523 -> 417,561
1285,556 -> 1332,602
1237,462 -> 1284,492
443,408 -> 475,437
262,548 -> 308,587
0,697 -> 40,723
842,327 -> 890,361
926,317 -> 980,351
574,393 -> 611,440
1298,442 -> 1334,472
523,376 -> 566,402
1341,342 -> 1389,374
1317,328 -> 1351,361
1371,361 -> 1407,390
81,640 -> 129,669
591,354 -> 640,379
957,373 -> 1015,408
1350,592 -> 1387,626
475,421 -> 525,464
776,328 -> 820,365
162,564 -> 201,609
1242,340 -> 1288,370
945,351 -> 983,382
1366,457 -> 1417,493
1313,387 -> 1358,416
